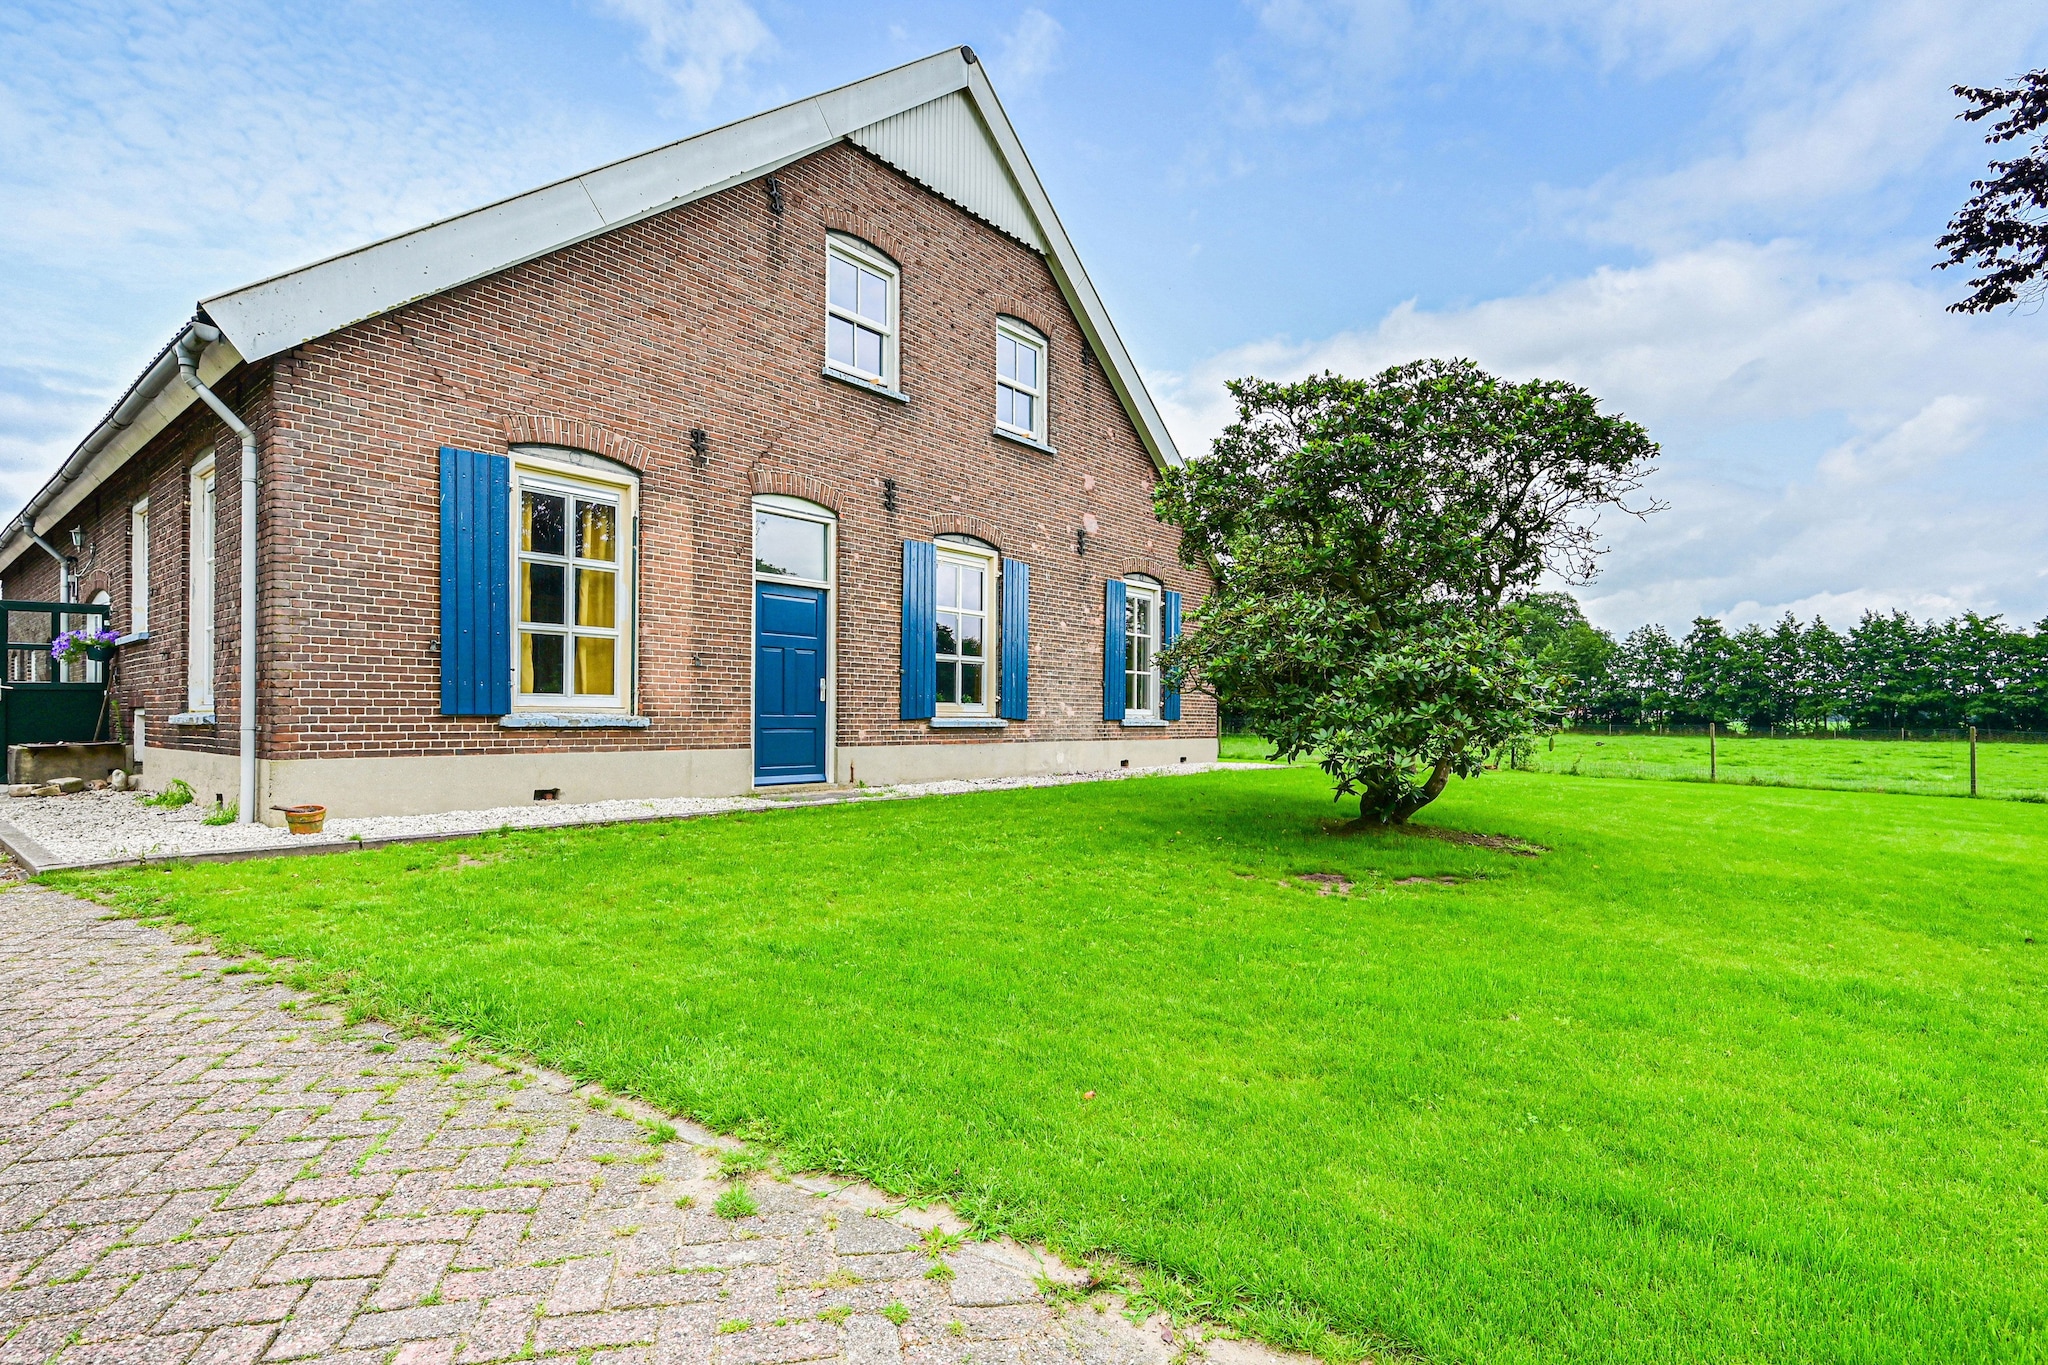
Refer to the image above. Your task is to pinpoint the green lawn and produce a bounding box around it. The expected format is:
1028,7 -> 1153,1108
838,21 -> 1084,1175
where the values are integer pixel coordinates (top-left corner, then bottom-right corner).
49,769 -> 2048,1364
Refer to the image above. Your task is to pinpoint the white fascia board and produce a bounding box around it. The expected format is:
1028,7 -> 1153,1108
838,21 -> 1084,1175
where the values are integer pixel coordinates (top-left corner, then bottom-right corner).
203,51 -> 974,363
0,339 -> 243,579
960,65 -> 1182,471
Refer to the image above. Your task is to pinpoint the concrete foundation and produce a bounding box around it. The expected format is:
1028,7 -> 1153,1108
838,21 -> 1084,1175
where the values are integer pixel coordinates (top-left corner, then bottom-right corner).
141,735 -> 1220,824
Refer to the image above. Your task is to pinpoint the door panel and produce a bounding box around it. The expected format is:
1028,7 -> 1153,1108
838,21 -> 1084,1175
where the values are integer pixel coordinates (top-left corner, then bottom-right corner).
754,583 -> 828,785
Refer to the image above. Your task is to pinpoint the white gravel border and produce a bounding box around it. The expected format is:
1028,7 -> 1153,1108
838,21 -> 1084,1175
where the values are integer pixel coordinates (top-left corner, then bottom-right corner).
0,762 -> 1253,868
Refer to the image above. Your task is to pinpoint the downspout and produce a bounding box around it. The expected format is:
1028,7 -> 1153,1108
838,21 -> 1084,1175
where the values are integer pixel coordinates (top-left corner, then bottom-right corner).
17,520 -> 71,603
175,323 -> 258,825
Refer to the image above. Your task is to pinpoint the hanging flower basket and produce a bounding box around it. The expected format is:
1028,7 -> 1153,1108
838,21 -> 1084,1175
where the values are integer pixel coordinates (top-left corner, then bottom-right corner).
50,627 -> 120,667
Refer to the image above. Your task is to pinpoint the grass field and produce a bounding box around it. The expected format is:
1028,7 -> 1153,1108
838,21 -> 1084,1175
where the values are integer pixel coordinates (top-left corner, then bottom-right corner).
1222,729 -> 2048,801
49,768 -> 2048,1364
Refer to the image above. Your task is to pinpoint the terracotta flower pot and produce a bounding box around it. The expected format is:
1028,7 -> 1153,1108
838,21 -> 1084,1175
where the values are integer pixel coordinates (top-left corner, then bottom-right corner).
282,804 -> 326,835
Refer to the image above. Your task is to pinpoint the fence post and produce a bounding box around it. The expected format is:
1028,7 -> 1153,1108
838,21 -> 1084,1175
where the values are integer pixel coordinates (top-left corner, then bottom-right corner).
1709,721 -> 1717,782
1970,726 -> 1978,798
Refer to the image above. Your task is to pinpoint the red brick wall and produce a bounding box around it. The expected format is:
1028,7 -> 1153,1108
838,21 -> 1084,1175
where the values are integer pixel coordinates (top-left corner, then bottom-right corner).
30,141 -> 1215,766
5,372 -> 274,763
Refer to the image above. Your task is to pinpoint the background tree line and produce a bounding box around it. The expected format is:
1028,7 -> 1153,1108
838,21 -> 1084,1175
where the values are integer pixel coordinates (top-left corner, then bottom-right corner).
1515,595 -> 2048,732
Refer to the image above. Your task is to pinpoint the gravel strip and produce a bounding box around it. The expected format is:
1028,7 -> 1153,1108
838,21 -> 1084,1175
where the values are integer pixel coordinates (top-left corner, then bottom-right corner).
0,762 -> 1241,866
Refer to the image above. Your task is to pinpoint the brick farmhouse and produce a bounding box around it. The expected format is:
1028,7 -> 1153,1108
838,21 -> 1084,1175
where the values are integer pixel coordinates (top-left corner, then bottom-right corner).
0,48 -> 1216,824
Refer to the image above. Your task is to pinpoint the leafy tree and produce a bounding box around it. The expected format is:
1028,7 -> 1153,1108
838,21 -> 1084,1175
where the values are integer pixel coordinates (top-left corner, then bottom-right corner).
1762,613 -> 1808,727
1612,624 -> 1682,724
1725,623 -> 1777,728
1937,70 -> 2048,313
1509,591 -> 1620,719
1157,361 -> 1659,823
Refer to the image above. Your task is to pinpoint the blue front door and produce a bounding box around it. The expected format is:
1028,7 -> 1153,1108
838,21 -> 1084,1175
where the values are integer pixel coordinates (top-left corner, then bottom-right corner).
754,583 -> 828,785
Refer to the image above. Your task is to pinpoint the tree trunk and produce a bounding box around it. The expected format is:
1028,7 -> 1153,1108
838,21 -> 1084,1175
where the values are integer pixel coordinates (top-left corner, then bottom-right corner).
1349,756 -> 1455,827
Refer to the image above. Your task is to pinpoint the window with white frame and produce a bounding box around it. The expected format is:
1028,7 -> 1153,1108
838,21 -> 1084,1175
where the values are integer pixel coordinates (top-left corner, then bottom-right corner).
129,498 -> 150,634
995,321 -> 1046,442
935,538 -> 998,713
1124,577 -> 1161,718
753,501 -> 832,584
516,467 -> 630,707
825,235 -> 898,388
188,459 -> 216,710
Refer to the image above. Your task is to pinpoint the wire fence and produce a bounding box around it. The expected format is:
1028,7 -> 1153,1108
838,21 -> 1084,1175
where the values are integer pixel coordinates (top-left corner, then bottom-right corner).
1566,723 -> 2048,745
1219,724 -> 2048,802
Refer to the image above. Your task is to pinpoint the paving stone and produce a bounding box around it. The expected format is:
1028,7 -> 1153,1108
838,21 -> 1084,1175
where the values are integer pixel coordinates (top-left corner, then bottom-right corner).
340,1301 -> 478,1348
948,1256 -> 1039,1308
834,1217 -> 921,1256
155,1283 -> 305,1333
191,1323 -> 276,1365
847,1315 -> 905,1365
261,1277 -> 374,1359
456,1294 -> 539,1362
0,890 -> 1293,1365
258,1246 -> 393,1284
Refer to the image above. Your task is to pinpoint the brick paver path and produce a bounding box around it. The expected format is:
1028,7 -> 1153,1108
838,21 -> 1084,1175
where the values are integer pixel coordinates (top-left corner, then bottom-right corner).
0,888 -> 1195,1365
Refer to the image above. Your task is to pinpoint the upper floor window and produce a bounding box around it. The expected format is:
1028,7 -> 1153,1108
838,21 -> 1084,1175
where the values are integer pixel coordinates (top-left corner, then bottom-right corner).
826,236 -> 897,388
996,321 -> 1046,443
129,498 -> 150,635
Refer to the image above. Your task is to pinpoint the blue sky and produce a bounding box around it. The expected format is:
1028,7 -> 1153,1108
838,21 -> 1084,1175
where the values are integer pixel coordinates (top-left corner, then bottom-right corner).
4,0 -> 2046,633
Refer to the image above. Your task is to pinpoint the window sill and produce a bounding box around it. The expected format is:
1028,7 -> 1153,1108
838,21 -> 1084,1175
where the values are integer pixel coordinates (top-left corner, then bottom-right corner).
1120,717 -> 1169,728
822,366 -> 909,403
931,716 -> 1008,729
115,631 -> 150,646
168,712 -> 216,727
499,713 -> 651,730
992,427 -> 1056,457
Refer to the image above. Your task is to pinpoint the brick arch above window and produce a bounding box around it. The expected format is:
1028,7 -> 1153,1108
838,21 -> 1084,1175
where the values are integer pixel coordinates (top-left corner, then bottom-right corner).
750,465 -> 842,513
930,513 -> 1001,546
820,213 -> 907,269
497,415 -> 650,473
1116,557 -> 1180,586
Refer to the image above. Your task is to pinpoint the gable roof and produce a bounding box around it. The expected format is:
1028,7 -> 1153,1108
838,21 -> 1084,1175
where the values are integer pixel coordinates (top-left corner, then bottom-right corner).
1,48 -> 1179,579
202,46 -> 1178,468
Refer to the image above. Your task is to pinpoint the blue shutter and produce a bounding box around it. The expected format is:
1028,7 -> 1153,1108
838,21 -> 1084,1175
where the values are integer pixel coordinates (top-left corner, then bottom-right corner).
439,447 -> 512,716
1103,578 -> 1127,721
901,540 -> 936,719
999,558 -> 1030,720
1161,589 -> 1183,722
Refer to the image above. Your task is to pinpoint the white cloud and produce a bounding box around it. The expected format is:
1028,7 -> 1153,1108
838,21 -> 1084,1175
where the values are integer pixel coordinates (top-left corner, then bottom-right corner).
1550,0 -> 2047,251
1154,240 -> 2048,631
596,0 -> 776,114
994,8 -> 1065,91
0,0 -> 638,506
1157,241 -> 2048,447
1817,395 -> 1986,485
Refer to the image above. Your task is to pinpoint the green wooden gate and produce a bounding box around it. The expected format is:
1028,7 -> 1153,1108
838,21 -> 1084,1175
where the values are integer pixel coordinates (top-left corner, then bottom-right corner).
0,599 -> 114,758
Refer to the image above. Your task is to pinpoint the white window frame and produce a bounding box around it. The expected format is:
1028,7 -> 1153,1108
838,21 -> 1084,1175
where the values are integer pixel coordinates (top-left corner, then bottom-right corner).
129,498 -> 150,635
935,537 -> 999,717
1123,576 -> 1162,721
510,449 -> 637,713
824,234 -> 899,390
187,458 -> 216,711
995,319 -> 1047,443
752,496 -> 836,591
